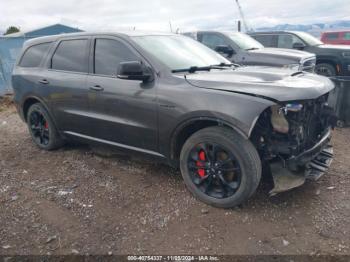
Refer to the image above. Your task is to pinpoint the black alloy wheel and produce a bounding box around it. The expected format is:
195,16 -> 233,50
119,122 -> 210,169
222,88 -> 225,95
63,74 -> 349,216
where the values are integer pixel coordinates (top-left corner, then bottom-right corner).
180,126 -> 262,208
187,142 -> 242,199
29,110 -> 50,146
315,63 -> 336,77
26,103 -> 64,150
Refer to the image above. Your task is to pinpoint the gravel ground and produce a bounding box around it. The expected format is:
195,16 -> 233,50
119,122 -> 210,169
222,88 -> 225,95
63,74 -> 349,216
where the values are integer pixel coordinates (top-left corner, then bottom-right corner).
0,102 -> 349,256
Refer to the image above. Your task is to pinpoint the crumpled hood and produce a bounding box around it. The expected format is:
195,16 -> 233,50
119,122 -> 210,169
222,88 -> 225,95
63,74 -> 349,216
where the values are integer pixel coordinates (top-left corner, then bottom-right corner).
184,66 -> 334,102
249,47 -> 315,61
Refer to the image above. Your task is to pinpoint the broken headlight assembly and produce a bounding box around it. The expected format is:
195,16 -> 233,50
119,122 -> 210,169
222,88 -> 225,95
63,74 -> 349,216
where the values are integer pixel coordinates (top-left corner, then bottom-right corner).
251,97 -> 336,195
270,103 -> 303,134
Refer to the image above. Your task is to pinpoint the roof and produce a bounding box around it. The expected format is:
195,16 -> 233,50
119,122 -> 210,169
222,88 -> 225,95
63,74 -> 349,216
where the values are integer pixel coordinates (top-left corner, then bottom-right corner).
321,30 -> 350,34
1,23 -> 83,38
249,31 -> 300,35
183,30 -> 241,34
23,31 -> 177,46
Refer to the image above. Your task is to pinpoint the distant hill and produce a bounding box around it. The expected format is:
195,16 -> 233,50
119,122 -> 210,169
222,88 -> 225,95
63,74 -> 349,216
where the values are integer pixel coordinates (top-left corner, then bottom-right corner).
256,20 -> 350,37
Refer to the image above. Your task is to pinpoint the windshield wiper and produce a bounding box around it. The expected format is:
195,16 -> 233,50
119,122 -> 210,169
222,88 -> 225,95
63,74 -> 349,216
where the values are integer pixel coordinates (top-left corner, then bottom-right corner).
172,63 -> 239,73
172,66 -> 213,73
245,47 -> 260,51
214,62 -> 239,67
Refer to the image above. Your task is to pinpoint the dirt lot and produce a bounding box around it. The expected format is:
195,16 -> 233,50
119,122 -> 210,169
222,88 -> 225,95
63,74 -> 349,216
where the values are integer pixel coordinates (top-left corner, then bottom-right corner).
0,101 -> 349,256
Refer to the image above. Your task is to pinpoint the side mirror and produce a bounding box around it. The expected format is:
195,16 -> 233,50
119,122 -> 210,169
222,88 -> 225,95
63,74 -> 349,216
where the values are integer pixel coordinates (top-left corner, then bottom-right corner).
292,42 -> 306,50
117,61 -> 153,82
215,45 -> 235,57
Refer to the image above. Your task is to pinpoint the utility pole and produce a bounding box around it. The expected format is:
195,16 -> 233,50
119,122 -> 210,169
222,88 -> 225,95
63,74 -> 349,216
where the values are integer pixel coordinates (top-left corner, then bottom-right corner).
235,0 -> 253,32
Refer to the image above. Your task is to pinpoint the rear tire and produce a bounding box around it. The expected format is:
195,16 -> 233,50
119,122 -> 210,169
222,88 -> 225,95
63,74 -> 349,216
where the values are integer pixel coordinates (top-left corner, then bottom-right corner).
180,126 -> 262,208
26,103 -> 64,150
315,63 -> 336,77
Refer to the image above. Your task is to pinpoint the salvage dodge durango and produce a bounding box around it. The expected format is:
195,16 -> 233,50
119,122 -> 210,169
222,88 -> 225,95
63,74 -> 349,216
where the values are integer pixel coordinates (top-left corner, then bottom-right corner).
12,32 -> 336,208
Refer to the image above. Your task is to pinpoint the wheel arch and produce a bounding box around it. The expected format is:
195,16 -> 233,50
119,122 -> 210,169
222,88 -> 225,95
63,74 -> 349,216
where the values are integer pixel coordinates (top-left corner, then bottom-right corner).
22,96 -> 44,120
170,117 -> 248,161
315,57 -> 340,75
21,96 -> 55,126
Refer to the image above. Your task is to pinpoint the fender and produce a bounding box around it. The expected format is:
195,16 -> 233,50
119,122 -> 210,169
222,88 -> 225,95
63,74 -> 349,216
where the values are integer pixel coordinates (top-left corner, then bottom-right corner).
316,55 -> 342,68
168,112 -> 264,160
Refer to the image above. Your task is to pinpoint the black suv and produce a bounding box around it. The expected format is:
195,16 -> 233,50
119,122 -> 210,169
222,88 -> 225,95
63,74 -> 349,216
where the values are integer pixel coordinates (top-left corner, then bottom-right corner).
183,31 -> 316,72
250,31 -> 350,77
12,32 -> 335,208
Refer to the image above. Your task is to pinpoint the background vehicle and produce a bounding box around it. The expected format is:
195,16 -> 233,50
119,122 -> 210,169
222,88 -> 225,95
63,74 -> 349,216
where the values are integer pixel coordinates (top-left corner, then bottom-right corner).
250,31 -> 350,77
321,31 -> 350,45
183,31 -> 316,72
12,32 -> 335,208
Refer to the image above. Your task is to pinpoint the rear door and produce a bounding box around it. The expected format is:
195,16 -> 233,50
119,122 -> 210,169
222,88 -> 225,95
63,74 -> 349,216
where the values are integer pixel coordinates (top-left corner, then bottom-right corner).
43,37 -> 92,135
86,36 -> 158,152
12,42 -> 52,100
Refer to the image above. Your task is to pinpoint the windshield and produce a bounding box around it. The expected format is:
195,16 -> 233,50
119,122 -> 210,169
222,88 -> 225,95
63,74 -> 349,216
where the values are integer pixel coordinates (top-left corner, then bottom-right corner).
293,31 -> 323,46
131,35 -> 229,71
226,32 -> 264,50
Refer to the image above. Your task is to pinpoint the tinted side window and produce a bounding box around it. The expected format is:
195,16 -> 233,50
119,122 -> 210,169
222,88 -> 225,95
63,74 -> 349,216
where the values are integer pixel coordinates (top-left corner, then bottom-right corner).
277,34 -> 304,49
19,43 -> 51,68
51,39 -> 88,73
326,33 -> 339,40
252,35 -> 276,47
344,33 -> 350,40
200,34 -> 227,49
94,39 -> 139,76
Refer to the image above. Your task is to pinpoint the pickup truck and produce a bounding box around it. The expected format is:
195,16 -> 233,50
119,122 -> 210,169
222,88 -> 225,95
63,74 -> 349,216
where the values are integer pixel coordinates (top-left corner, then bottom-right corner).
183,31 -> 316,72
250,31 -> 350,77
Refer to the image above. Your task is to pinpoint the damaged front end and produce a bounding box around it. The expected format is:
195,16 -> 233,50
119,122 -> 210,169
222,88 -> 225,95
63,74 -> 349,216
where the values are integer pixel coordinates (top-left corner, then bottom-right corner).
251,94 -> 337,195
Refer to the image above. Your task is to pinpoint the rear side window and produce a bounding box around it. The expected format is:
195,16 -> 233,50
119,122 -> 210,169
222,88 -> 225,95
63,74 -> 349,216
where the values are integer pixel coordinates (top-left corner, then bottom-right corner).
19,43 -> 51,68
51,39 -> 88,73
94,39 -> 139,76
252,35 -> 276,47
325,33 -> 339,40
200,34 -> 227,49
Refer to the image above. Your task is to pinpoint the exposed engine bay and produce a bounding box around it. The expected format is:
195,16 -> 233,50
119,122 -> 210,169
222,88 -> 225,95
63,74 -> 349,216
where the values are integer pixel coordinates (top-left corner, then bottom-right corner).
251,93 -> 337,195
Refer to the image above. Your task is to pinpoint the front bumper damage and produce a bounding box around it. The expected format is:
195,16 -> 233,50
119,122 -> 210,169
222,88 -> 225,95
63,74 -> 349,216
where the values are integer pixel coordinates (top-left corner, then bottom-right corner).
269,128 -> 333,196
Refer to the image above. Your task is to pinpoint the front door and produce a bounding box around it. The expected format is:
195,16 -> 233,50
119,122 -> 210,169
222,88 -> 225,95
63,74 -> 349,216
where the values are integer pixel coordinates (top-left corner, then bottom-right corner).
198,32 -> 237,62
86,37 -> 158,152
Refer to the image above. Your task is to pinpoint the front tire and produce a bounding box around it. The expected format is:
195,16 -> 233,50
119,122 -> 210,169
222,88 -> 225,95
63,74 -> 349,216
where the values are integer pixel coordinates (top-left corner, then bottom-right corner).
26,103 -> 64,150
315,63 -> 336,77
180,126 -> 262,208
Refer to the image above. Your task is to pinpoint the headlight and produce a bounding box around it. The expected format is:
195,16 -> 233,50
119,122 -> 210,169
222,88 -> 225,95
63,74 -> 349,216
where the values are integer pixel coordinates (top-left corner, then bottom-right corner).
283,63 -> 301,71
342,52 -> 350,58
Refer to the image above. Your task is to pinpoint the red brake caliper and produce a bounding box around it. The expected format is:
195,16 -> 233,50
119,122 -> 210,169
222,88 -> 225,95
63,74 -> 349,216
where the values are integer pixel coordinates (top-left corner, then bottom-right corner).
44,121 -> 49,129
196,150 -> 206,178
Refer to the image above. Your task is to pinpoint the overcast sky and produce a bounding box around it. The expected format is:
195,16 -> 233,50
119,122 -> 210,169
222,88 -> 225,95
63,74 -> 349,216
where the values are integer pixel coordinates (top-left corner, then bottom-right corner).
1,0 -> 349,33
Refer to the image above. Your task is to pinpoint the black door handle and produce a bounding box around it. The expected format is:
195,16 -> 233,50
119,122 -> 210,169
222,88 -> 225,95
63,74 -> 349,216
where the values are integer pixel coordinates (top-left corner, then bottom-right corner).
38,79 -> 49,85
89,85 -> 104,91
